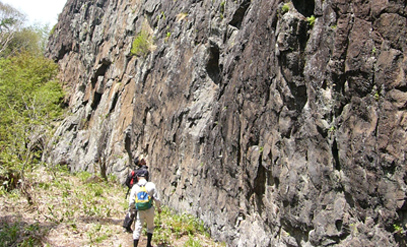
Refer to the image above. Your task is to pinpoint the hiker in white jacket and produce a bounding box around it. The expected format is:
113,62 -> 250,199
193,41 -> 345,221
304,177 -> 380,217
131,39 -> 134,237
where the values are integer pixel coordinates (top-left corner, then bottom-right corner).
128,169 -> 161,247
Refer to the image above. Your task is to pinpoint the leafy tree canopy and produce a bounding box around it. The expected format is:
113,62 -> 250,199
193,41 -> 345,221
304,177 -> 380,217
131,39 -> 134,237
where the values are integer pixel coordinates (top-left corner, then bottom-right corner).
0,1 -> 51,57
0,1 -> 25,56
0,52 -> 65,175
0,2 -> 64,182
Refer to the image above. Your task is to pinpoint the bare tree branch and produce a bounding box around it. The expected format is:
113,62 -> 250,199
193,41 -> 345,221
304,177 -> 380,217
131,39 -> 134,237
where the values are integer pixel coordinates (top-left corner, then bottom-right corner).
0,2 -> 25,56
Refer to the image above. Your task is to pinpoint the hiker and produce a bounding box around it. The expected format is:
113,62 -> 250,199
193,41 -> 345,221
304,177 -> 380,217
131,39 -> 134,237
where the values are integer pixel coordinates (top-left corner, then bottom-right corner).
129,169 -> 162,247
123,157 -> 149,233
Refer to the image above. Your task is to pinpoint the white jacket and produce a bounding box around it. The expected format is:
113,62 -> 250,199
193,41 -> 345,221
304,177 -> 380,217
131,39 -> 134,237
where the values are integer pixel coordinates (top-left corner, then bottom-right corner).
128,178 -> 161,210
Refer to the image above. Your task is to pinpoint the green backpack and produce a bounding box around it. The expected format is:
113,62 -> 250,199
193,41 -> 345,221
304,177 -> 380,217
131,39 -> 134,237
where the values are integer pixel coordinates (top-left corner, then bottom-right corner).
135,185 -> 152,210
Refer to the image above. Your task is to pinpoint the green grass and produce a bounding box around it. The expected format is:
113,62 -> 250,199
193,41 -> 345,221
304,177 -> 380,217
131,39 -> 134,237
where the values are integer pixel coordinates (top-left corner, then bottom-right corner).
220,1 -> 225,13
185,235 -> 203,247
0,221 -> 45,246
0,222 -> 20,246
151,206 -> 225,246
131,30 -> 153,57
281,3 -> 290,14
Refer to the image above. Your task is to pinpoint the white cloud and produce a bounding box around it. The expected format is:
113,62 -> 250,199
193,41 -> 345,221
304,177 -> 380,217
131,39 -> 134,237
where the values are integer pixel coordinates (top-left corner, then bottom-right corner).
1,0 -> 67,26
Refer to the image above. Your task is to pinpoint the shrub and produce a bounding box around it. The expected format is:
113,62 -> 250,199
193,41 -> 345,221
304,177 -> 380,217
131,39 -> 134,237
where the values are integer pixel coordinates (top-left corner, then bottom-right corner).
130,30 -> 152,57
0,52 -> 65,174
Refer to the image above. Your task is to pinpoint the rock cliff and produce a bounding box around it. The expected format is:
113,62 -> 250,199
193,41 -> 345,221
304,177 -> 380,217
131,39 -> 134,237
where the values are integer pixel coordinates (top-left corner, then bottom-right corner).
45,0 -> 407,246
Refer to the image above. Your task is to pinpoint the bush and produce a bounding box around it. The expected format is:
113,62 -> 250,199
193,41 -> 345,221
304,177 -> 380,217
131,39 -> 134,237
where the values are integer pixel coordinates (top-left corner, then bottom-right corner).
130,30 -> 152,57
0,52 -> 65,173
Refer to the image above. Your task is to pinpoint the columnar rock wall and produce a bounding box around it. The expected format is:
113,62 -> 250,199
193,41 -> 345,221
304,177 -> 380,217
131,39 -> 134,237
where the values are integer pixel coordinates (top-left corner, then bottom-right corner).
46,0 -> 407,246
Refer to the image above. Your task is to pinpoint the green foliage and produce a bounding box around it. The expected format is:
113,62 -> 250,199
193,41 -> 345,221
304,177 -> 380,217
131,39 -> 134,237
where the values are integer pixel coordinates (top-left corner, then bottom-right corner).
307,15 -> 316,26
372,46 -> 377,55
220,1 -> 226,19
220,1 -> 226,13
185,235 -> 203,247
0,221 -> 44,246
165,31 -> 171,43
40,165 -> 120,224
154,206 -> 212,245
76,170 -> 93,182
4,24 -> 50,57
281,3 -> 290,14
0,221 -> 19,246
130,30 -> 152,57
0,52 -> 65,173
87,223 -> 109,244
160,11 -> 166,20
0,2 -> 25,56
50,24 -> 57,36
1,165 -> 125,246
394,224 -> 403,233
1,3 -> 51,57
374,90 -> 380,101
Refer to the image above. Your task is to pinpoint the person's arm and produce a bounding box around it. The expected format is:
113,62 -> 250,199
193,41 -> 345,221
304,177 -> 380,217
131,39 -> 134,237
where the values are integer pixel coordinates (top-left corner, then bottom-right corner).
128,185 -> 137,210
151,183 -> 162,213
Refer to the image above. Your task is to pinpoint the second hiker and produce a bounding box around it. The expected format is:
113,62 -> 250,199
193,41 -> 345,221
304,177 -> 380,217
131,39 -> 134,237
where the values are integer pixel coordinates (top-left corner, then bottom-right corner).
123,157 -> 149,233
129,168 -> 162,247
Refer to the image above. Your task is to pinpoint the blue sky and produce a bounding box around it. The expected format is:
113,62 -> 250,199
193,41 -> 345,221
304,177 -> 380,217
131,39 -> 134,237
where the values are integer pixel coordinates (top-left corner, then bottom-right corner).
2,0 -> 67,26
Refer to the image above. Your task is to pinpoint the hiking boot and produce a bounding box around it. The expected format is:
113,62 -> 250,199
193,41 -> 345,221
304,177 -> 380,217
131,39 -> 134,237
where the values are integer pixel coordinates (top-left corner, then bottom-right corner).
147,233 -> 153,247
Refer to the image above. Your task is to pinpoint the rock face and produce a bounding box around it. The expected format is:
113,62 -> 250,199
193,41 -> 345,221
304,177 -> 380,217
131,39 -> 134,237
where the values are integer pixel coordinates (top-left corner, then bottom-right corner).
45,0 -> 407,246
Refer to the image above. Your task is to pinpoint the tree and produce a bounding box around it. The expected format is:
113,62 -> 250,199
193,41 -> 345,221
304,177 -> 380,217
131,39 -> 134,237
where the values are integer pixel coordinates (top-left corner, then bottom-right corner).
0,52 -> 65,182
0,2 -> 25,56
4,24 -> 51,56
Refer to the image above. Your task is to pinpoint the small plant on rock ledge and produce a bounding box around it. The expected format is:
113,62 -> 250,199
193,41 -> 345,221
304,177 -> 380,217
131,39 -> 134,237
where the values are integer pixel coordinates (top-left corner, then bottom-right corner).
307,15 -> 316,27
281,3 -> 290,14
394,224 -> 403,233
131,30 -> 152,57
374,91 -> 380,101
372,46 -> 377,55
165,32 -> 171,42
220,1 -> 226,19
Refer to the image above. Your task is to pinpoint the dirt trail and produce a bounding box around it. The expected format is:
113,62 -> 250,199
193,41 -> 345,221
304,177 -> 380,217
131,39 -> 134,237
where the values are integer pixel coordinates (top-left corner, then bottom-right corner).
1,167 -> 135,246
1,167 -> 219,247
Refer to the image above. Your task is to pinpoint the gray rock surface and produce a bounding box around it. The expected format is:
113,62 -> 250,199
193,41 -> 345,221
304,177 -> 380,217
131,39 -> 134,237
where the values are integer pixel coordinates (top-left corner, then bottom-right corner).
45,0 -> 407,246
